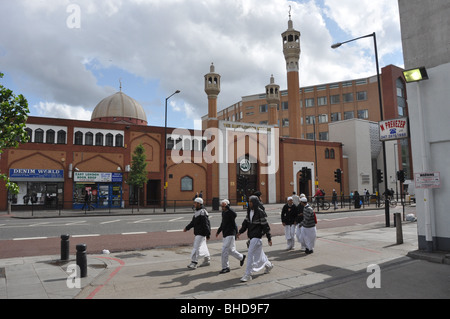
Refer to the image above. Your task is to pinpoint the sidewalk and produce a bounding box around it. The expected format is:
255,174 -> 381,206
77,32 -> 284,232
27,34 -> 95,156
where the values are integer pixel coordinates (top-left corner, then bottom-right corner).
1,221 -> 449,299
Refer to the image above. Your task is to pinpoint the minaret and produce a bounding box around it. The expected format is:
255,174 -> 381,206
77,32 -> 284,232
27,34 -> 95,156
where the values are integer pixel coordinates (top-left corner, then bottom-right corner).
281,11 -> 302,138
204,63 -> 221,129
265,75 -> 280,126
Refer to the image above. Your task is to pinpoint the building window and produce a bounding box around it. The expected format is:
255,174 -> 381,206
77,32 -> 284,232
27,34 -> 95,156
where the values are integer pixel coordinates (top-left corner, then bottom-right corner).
105,133 -> 114,147
282,118 -> 289,127
282,101 -> 288,110
344,111 -> 354,120
331,112 -> 341,122
74,131 -> 83,145
305,116 -> 315,125
57,130 -> 66,144
181,176 -> 193,191
318,114 -> 328,123
259,104 -> 268,113
95,133 -> 104,146
115,134 -> 123,147
305,98 -> 315,108
330,148 -> 335,159
330,95 -> 340,104
306,133 -> 315,140
46,129 -> 55,144
357,109 -> 369,119
167,137 -> 174,150
25,128 -> 32,141
85,132 -> 93,145
317,96 -> 327,106
35,129 -> 44,143
319,132 -> 328,141
325,148 -> 330,159
357,91 -> 367,101
343,93 -> 353,103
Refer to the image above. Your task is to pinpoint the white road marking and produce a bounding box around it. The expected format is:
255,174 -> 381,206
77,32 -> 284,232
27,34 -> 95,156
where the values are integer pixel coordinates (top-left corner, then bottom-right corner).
121,232 -> 147,235
13,237 -> 48,241
167,229 -> 183,232
168,217 -> 183,222
100,219 -> 121,225
72,234 -> 100,238
65,221 -> 87,226
132,218 -> 152,224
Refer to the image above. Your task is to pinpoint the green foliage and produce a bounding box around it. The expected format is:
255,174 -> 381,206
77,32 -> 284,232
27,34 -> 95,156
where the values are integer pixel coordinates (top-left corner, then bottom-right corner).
127,143 -> 148,188
0,72 -> 30,194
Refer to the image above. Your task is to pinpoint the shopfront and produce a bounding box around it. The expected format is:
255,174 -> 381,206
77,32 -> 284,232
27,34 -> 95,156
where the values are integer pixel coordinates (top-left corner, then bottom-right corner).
9,168 -> 64,209
73,172 -> 123,209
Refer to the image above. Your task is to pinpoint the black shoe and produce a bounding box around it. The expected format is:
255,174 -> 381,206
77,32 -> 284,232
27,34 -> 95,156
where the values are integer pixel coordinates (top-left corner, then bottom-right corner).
305,249 -> 314,254
219,268 -> 230,274
240,255 -> 246,267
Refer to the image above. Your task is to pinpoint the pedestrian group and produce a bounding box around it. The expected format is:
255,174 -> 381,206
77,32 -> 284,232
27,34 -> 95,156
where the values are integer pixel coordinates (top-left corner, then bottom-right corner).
183,191 -> 317,282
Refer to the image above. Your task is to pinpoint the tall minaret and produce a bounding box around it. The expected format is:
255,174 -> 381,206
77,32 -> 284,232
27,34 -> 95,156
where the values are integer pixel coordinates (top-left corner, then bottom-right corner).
204,62 -> 221,129
265,75 -> 280,126
281,10 -> 302,138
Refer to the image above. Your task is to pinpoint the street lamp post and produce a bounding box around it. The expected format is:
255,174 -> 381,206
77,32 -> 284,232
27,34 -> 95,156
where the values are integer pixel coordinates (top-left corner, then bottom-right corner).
164,90 -> 180,212
332,32 -> 390,227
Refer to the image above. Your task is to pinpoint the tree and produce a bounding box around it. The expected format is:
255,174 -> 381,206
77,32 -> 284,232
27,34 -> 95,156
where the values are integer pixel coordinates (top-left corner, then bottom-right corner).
127,143 -> 148,210
0,72 -> 30,194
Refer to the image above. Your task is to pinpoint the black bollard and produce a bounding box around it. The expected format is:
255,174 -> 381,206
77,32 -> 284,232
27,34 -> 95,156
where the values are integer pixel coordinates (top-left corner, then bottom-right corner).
76,244 -> 88,278
60,234 -> 70,261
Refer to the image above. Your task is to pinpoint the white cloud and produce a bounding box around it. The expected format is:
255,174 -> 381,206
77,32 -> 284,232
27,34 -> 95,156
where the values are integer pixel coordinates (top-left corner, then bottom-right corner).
34,102 -> 92,121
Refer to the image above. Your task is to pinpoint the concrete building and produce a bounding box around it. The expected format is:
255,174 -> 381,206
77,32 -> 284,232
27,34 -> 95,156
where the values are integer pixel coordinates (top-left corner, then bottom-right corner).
399,0 -> 450,251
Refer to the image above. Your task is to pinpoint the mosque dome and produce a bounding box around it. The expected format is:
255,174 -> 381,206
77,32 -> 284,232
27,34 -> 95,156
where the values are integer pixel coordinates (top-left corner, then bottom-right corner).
91,91 -> 147,125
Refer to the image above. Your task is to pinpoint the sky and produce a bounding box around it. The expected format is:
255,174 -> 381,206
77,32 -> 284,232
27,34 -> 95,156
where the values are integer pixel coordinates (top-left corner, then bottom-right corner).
0,0 -> 404,130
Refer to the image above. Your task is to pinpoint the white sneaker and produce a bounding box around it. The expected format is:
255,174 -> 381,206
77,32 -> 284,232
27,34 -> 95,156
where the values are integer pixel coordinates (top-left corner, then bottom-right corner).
187,262 -> 198,269
200,257 -> 210,267
240,274 -> 252,282
264,263 -> 274,274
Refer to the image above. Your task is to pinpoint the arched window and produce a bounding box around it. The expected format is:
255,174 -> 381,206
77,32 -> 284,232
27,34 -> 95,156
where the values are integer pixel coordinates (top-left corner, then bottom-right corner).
330,148 -> 335,159
46,129 -> 55,144
35,129 -> 44,143
95,133 -> 104,146
325,148 -> 330,159
105,133 -> 114,147
181,176 -> 193,191
25,128 -> 32,142
85,132 -> 93,145
115,134 -> 123,147
74,131 -> 83,145
57,130 -> 66,144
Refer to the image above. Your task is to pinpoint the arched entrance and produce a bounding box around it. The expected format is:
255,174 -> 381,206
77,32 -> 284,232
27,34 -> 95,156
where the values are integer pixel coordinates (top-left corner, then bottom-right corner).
236,155 -> 258,202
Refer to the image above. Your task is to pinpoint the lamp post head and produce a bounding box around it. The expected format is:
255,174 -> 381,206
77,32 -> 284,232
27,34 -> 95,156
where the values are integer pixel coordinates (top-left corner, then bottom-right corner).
175,90 -> 180,94
331,43 -> 342,49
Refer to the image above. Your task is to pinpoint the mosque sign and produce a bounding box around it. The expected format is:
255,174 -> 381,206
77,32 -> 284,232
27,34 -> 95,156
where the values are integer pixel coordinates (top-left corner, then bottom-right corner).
379,118 -> 409,141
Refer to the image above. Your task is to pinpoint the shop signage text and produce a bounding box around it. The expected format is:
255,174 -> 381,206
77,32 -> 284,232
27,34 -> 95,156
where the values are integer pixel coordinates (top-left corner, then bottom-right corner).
74,172 -> 123,183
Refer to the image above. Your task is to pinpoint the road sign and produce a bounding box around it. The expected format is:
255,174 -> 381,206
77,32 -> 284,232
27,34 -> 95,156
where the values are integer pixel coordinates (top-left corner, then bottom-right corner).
415,172 -> 440,189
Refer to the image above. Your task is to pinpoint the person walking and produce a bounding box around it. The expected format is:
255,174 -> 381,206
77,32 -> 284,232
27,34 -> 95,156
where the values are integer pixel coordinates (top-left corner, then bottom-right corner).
237,195 -> 273,282
298,197 -> 316,254
281,197 -> 298,250
332,189 -> 338,210
184,197 -> 211,269
216,199 -> 246,274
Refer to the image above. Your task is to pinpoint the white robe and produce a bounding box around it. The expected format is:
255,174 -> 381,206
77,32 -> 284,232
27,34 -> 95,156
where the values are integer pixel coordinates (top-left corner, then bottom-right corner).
190,235 -> 210,263
221,235 -> 243,269
298,226 -> 316,250
284,224 -> 296,249
244,238 -> 271,276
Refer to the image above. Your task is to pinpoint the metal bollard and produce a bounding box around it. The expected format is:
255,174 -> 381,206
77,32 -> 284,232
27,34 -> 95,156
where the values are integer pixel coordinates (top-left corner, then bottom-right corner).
395,213 -> 403,244
76,244 -> 88,278
60,234 -> 70,261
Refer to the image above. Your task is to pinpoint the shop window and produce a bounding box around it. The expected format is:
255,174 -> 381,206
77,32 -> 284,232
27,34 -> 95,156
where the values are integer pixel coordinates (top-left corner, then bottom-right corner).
74,131 -> 83,145
46,129 -> 55,144
35,129 -> 44,143
115,134 -> 123,147
181,176 -> 193,191
105,133 -> 114,146
57,130 -> 66,144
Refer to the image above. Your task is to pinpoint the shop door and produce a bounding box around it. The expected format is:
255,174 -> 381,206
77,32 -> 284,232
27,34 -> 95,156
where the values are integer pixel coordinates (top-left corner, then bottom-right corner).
45,184 -> 58,209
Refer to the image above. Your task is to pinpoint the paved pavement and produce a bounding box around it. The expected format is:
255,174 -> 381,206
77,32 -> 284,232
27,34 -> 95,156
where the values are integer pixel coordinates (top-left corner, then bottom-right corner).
1,217 -> 449,300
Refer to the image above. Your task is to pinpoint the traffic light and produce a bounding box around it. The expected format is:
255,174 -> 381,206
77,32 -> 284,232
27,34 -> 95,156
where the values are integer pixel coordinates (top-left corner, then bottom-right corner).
305,168 -> 312,181
397,170 -> 406,183
334,169 -> 342,184
300,167 -> 312,183
376,169 -> 383,184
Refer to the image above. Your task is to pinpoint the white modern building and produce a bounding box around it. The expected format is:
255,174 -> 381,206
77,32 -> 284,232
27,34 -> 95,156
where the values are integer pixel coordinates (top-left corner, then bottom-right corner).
399,0 -> 450,251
